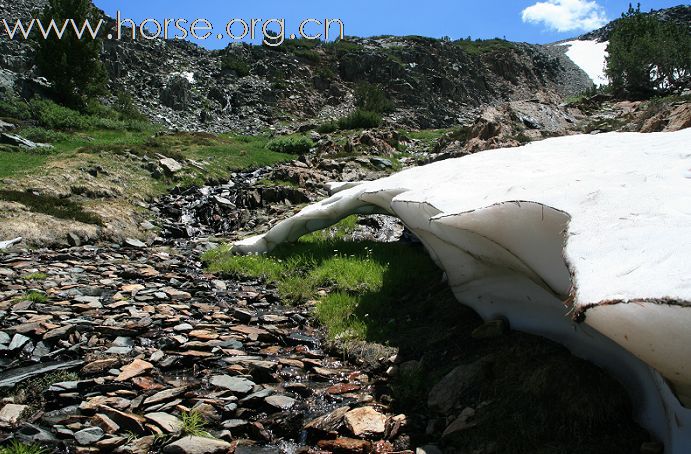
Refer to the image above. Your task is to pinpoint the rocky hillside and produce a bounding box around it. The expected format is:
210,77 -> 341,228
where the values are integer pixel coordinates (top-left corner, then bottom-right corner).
0,0 -> 595,133
580,4 -> 691,42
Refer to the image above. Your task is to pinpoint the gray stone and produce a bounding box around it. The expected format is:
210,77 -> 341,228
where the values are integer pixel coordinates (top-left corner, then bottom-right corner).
163,435 -> 231,454
160,158 -> 183,174
0,237 -> 23,250
9,333 -> 30,351
125,238 -> 147,249
105,346 -> 132,355
416,446 -> 444,454
112,336 -> 135,347
16,423 -> 58,444
264,394 -> 296,410
442,407 -> 476,439
0,133 -> 50,149
67,232 -> 81,247
209,375 -> 255,394
428,358 -> 490,414
74,426 -> 105,445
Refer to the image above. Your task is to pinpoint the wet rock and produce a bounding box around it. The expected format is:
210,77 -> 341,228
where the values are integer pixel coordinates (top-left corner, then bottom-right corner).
163,435 -> 232,454
305,406 -> 349,435
264,395 -> 296,410
344,407 -> 387,438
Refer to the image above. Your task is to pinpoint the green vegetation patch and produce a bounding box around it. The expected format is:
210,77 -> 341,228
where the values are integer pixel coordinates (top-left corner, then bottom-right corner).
318,110 -> 382,133
221,54 -> 251,77
0,150 -> 49,179
0,440 -> 48,454
454,38 -> 517,56
205,216 -> 451,343
0,190 -> 103,225
266,135 -> 314,154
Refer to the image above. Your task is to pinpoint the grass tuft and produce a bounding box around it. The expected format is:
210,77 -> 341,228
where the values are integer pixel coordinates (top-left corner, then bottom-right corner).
22,273 -> 48,281
180,411 -> 212,438
22,291 -> 48,303
0,440 -> 47,454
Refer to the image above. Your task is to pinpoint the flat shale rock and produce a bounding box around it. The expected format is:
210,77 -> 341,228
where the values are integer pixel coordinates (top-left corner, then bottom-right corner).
163,436 -> 232,454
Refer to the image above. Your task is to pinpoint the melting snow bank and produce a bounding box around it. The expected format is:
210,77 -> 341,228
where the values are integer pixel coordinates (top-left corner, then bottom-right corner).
235,129 -> 691,452
560,40 -> 609,86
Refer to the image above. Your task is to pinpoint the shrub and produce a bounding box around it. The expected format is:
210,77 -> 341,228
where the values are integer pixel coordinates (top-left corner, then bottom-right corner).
28,98 -> 150,131
355,82 -> 394,114
337,110 -> 382,130
317,121 -> 339,134
30,98 -> 88,129
266,135 -> 314,154
0,96 -> 32,120
114,91 -> 149,122
221,54 -> 251,77
606,4 -> 691,99
294,49 -> 321,63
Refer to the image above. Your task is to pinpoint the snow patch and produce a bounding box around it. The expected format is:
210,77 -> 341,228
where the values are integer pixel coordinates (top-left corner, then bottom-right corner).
560,39 -> 609,86
235,129 -> 691,451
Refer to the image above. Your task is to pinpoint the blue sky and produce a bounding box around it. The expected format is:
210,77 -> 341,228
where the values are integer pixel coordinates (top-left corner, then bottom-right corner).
93,0 -> 687,49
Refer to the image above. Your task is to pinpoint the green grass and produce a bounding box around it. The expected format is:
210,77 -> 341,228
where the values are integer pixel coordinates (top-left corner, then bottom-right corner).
400,129 -> 451,142
0,441 -> 47,454
22,291 -> 48,303
0,151 -> 50,179
22,272 -> 48,281
180,411 -> 212,438
204,216 -> 450,343
0,190 -> 103,225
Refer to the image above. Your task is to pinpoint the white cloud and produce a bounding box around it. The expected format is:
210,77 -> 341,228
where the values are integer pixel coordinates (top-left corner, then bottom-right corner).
521,0 -> 608,32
